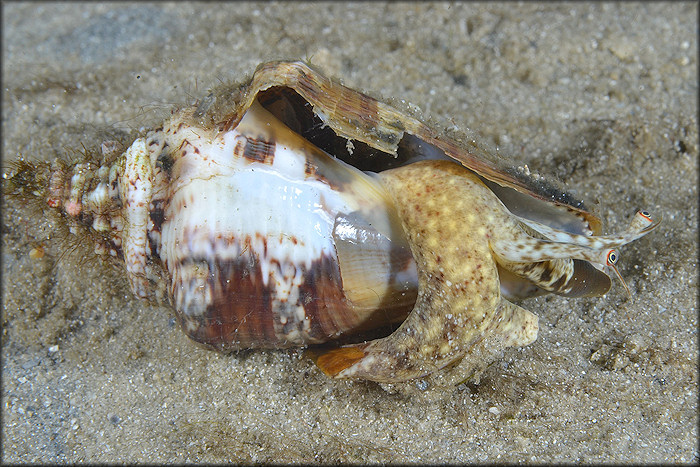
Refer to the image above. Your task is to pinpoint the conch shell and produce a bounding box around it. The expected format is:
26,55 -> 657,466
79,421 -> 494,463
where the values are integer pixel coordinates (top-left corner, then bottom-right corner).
6,61 -> 659,383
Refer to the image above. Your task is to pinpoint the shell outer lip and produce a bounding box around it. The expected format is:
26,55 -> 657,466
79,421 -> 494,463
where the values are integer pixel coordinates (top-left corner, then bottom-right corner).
219,60 -> 602,234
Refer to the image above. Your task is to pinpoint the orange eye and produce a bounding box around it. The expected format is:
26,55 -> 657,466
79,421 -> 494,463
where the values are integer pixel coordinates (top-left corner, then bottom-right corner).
639,211 -> 652,222
607,250 -> 618,266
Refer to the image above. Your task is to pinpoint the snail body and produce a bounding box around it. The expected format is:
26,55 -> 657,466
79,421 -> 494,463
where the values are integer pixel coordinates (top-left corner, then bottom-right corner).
7,61 -> 659,383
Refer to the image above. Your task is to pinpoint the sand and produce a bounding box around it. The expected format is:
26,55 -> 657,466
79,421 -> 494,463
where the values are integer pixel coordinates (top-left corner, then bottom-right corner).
2,2 -> 697,463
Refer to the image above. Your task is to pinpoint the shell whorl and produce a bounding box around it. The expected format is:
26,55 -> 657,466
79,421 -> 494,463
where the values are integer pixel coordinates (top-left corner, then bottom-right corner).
155,100 -> 419,348
31,95 -> 418,349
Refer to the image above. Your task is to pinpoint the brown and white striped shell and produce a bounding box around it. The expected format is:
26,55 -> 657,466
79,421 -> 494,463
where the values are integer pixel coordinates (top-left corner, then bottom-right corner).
6,61 -> 659,383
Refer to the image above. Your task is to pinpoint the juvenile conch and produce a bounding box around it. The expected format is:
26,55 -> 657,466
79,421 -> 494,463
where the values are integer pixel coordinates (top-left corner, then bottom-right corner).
5,61 -> 660,384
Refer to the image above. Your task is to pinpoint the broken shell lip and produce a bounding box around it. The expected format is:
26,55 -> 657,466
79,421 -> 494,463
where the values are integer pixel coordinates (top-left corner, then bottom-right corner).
220,61 -> 603,237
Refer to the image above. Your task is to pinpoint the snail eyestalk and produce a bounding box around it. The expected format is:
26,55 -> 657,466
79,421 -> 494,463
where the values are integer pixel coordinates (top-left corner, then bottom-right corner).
605,249 -> 631,298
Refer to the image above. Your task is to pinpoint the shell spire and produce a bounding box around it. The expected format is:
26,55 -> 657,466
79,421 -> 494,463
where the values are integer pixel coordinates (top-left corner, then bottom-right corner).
5,136 -> 167,301
5,148 -> 124,252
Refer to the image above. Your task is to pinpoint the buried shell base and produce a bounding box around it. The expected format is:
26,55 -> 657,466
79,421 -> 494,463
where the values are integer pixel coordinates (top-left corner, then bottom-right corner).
8,61 -> 660,384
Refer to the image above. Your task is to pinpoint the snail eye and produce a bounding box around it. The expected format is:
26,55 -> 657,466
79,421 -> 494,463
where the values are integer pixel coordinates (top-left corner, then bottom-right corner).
607,250 -> 618,266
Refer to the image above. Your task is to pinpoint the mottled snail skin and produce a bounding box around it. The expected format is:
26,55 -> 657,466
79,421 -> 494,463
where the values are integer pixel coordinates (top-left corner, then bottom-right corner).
318,161 -> 540,381
12,61 -> 660,383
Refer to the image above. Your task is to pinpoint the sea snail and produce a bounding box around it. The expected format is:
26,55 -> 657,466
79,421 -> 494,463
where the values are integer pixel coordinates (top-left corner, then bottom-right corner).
6,61 -> 659,383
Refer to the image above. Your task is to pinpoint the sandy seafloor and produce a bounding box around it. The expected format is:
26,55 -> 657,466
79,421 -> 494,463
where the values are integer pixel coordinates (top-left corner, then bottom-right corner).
1,2 -> 697,463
